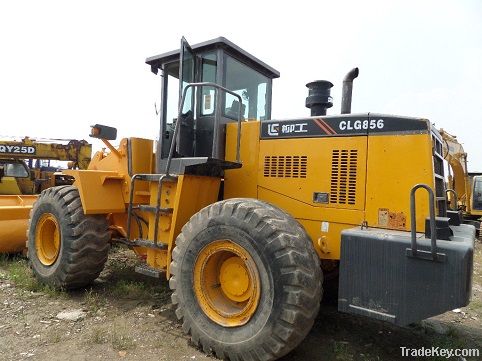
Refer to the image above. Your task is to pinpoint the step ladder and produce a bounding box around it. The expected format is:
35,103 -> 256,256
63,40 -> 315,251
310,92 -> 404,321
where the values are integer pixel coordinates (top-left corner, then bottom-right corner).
124,173 -> 178,249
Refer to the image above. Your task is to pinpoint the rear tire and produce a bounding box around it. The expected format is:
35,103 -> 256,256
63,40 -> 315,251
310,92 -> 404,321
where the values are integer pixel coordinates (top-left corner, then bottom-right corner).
28,185 -> 110,289
170,198 -> 322,361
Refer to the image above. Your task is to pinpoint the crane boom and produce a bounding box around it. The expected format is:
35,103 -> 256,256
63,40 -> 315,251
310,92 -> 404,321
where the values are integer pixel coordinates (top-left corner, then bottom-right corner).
0,137 -> 92,169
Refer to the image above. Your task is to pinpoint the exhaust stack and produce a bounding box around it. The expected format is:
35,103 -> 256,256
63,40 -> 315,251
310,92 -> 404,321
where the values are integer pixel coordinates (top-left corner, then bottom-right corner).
305,80 -> 333,116
341,67 -> 359,114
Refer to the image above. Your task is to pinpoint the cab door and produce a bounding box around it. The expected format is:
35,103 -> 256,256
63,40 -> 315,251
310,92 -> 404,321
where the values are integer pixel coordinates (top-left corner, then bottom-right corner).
177,37 -> 197,157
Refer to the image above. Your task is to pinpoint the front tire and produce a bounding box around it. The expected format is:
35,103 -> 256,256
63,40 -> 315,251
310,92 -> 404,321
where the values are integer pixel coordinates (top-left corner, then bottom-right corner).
28,185 -> 110,289
170,198 -> 322,361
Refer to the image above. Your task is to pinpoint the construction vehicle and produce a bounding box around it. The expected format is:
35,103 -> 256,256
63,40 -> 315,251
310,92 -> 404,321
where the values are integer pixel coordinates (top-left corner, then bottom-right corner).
0,137 -> 91,253
0,137 -> 91,195
26,37 -> 474,361
471,173 -> 482,227
439,129 -> 482,236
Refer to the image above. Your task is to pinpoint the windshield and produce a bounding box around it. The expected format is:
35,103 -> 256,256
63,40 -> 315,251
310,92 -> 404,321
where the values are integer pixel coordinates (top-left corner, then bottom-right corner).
0,161 -> 29,178
224,56 -> 269,121
473,177 -> 482,210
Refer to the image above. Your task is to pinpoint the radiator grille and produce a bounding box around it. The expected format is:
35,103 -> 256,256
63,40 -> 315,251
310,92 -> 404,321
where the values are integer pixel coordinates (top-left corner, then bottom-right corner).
330,149 -> 358,205
263,156 -> 307,178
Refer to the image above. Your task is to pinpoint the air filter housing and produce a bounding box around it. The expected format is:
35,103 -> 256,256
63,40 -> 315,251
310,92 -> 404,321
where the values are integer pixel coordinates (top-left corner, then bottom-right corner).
305,80 -> 333,116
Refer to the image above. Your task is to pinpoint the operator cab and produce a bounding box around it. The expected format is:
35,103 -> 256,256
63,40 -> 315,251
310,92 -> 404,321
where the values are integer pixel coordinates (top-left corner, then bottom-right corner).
146,37 -> 279,174
0,159 -> 29,179
473,175 -> 482,211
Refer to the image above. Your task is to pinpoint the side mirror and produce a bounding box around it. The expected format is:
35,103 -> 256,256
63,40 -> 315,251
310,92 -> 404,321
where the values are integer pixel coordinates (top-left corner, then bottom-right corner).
90,124 -> 117,140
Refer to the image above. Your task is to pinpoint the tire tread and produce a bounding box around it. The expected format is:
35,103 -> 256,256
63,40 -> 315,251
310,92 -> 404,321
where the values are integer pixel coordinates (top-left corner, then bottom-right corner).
170,198 -> 322,361
28,185 -> 109,289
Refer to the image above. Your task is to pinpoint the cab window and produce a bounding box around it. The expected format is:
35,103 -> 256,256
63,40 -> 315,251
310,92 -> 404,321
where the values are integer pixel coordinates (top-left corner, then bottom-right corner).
474,178 -> 482,209
0,161 -> 29,178
224,56 -> 269,121
201,53 -> 217,116
165,62 -> 180,125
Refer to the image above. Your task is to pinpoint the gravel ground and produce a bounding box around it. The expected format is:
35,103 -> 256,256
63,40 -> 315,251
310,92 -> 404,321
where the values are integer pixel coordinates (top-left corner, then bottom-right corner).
0,242 -> 480,361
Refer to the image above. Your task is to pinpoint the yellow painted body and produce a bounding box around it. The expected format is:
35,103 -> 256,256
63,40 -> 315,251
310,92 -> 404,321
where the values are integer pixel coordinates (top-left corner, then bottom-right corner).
67,120 -> 438,275
65,137 -> 154,214
0,195 -> 37,253
142,174 -> 220,274
0,177 -> 23,195
439,129 -> 482,217
225,121 -> 437,261
65,137 -> 220,277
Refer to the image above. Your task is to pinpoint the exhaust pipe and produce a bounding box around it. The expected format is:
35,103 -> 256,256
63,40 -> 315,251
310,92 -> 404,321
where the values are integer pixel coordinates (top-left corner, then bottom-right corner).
341,67 -> 359,114
305,80 -> 333,116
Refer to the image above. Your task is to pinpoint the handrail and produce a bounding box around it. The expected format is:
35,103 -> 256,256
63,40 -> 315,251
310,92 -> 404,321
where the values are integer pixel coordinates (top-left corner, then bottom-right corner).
126,173 -> 141,240
445,188 -> 458,211
126,83 -> 243,243
410,184 -> 438,261
152,174 -> 178,244
165,82 -> 243,175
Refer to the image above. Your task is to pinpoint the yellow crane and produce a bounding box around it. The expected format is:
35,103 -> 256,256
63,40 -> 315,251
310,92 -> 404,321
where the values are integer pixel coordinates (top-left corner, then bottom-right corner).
26,37 -> 474,361
0,137 -> 91,253
0,137 -> 91,195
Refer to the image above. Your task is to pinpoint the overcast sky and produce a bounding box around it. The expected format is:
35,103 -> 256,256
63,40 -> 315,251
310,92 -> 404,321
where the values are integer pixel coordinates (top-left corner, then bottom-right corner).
1,0 -> 481,170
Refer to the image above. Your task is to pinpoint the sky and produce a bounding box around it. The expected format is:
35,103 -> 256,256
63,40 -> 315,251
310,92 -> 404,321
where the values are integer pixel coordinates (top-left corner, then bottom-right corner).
1,0 -> 481,170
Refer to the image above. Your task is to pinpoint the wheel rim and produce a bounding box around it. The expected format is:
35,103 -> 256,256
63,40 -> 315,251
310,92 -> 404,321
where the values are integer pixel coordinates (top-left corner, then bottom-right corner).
35,213 -> 61,266
194,240 -> 260,327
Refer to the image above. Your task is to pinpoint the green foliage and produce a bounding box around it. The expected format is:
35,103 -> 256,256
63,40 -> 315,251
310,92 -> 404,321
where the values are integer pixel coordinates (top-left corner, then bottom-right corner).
1,256 -> 63,296
333,341 -> 353,361
83,288 -> 106,312
109,279 -> 151,299
111,322 -> 136,350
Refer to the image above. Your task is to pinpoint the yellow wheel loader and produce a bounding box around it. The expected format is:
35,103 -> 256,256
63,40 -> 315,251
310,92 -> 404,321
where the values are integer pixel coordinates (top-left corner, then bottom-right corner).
0,137 -> 91,253
27,37 -> 474,361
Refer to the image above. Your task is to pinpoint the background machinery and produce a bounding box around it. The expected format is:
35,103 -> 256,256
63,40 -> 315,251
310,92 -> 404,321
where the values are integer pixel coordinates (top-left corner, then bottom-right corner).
27,38 -> 474,361
0,137 -> 91,195
439,129 -> 482,236
0,137 -> 91,253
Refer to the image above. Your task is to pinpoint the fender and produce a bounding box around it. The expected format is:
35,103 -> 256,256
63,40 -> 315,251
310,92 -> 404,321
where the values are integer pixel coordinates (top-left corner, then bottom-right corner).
64,170 -> 125,214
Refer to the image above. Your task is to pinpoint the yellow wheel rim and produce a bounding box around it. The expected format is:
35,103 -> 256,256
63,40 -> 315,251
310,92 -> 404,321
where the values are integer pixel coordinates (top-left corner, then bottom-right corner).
194,240 -> 260,327
35,213 -> 61,266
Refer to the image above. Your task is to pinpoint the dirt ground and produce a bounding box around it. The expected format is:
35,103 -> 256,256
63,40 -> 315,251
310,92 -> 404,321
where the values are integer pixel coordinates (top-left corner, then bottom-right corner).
0,242 -> 480,361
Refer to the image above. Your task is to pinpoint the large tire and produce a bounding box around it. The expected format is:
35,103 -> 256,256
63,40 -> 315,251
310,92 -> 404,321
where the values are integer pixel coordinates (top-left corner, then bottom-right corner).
170,198 -> 322,361
27,185 -> 110,289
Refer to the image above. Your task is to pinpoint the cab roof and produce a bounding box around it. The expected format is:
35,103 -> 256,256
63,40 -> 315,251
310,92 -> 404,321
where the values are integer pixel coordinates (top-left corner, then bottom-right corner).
145,37 -> 280,79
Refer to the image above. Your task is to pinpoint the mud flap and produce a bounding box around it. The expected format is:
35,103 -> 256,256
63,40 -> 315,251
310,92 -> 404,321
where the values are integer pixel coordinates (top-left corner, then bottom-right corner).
338,225 -> 474,326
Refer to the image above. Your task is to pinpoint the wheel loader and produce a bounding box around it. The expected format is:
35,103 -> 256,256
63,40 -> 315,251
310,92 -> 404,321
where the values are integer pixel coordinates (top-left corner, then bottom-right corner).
27,37 -> 474,361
